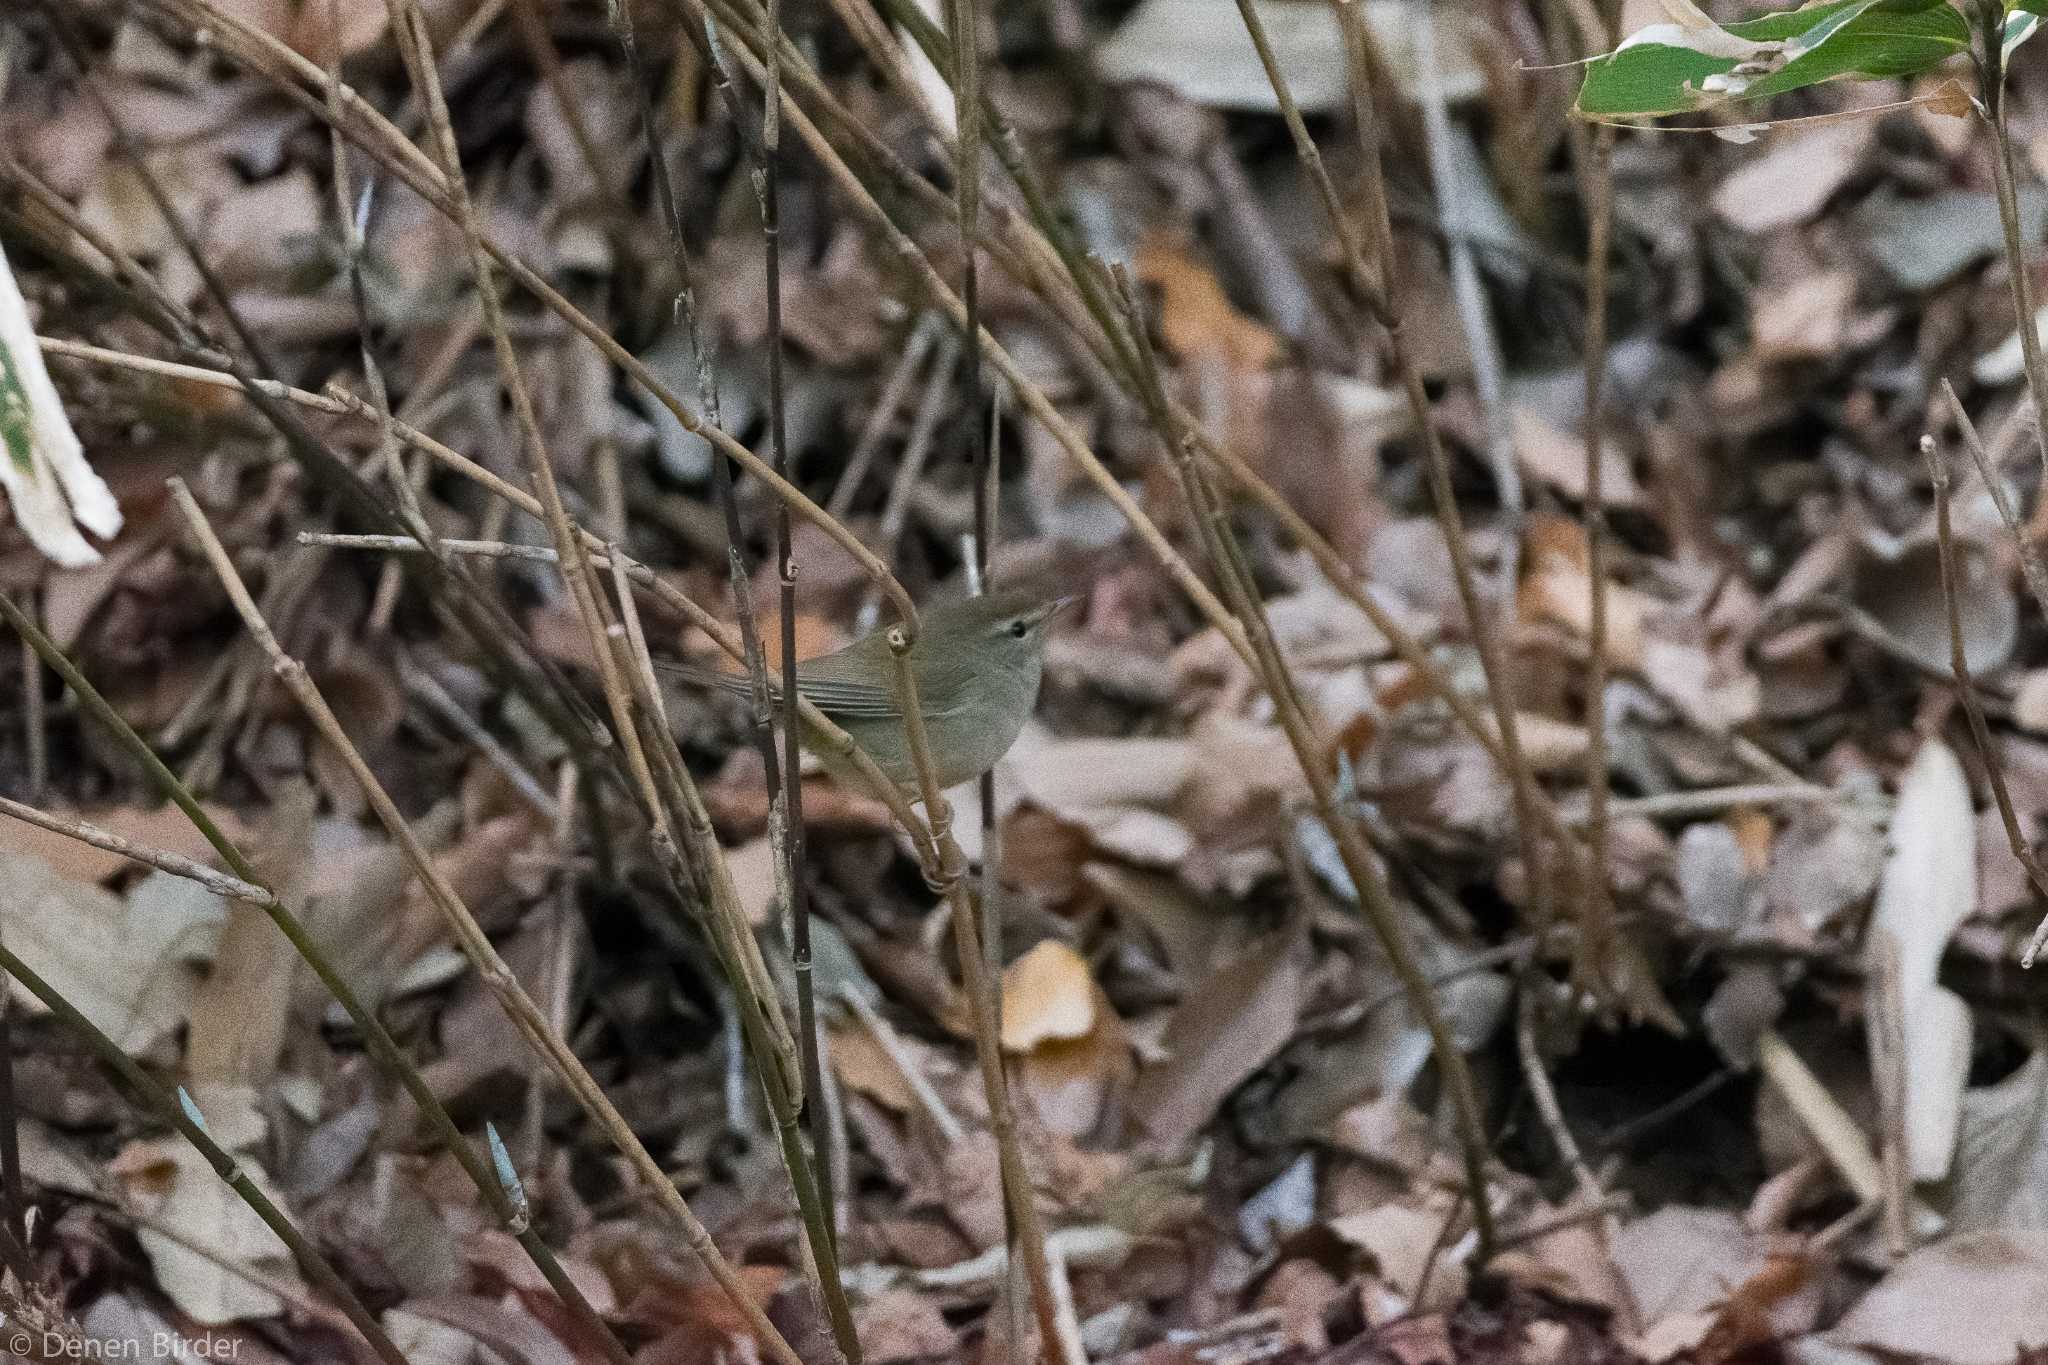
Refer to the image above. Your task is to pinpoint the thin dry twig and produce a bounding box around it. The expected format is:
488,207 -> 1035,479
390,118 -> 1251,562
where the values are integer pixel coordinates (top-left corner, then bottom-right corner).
0,800 -> 269,904
1515,986 -> 1606,1214
1562,2 -> 1622,987
19,612 -> 44,806
829,314 -> 943,521
0,593 -> 636,1365
1979,1 -> 2048,478
881,627 -> 1072,1364
1325,0 -> 1552,958
33,334 -> 950,883
165,483 -> 808,1365
1924,437 -> 2048,964
1567,783 -> 1852,824
0,929 -> 407,1365
1944,378 -> 2048,627
1110,264 -> 1498,1259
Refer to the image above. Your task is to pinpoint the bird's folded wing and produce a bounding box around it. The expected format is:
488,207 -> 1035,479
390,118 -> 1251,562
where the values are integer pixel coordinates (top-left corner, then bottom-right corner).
656,658 -> 912,720
788,676 -> 902,719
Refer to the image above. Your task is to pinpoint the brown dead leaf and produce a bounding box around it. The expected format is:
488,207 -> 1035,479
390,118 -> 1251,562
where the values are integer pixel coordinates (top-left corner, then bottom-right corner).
1486,711 -> 1589,774
1712,120 -> 1874,233
1519,514 -> 1647,667
299,805 -> 468,1013
2015,669 -> 2048,735
1751,270 -> 1859,364
1617,1207 -> 1818,1359
111,1092 -> 304,1324
307,655 -> 405,818
1513,408 -> 1645,508
401,1298 -> 578,1365
1331,1202 -> 1468,1313
1136,235 -> 1284,371
1854,534 -> 2017,677
1696,1255 -> 1811,1365
1008,734 -> 1198,868
0,802 -> 254,886
1085,862 -> 1229,981
1175,713 -> 1304,868
606,1236 -> 784,1327
185,784 -> 314,1087
1021,982 -> 1134,1138
288,1 -> 389,63
941,1133 -> 1010,1250
1130,928 -> 1303,1145
2,854 -> 224,1054
1489,1212 -> 1630,1316
206,170 -> 322,287
852,1290 -> 957,1363
828,1020 -> 918,1115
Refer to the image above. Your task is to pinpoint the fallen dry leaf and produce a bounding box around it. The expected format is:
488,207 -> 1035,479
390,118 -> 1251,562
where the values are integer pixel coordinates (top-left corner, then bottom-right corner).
1520,514 -> 1649,667
1616,1206 -> 1818,1359
110,1089 -> 304,1324
1865,736 -> 1975,1182
0,802 -> 254,886
1136,236 -> 1284,371
1001,940 -> 1096,1053
1096,0 -> 1487,111
1330,1201 -> 1468,1313
1513,408 -> 1645,508
1853,535 -> 2016,677
1,854 -> 224,1054
852,1290 -> 956,1363
186,783 -> 314,1087
1826,1231 -> 2048,1365
1750,270 -> 1859,365
1712,120 -> 1874,233
1130,927 -> 1303,1145
1021,980 -> 1133,1138
2015,668 -> 2048,735
1951,1053 -> 2048,1234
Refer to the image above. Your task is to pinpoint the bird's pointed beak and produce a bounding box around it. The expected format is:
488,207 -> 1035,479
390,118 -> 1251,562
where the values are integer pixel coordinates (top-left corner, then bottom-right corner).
1033,595 -> 1076,626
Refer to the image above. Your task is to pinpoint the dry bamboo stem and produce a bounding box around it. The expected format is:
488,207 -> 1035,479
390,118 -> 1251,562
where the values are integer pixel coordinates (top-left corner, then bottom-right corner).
0,596 -> 635,1365
165,483 -> 807,1365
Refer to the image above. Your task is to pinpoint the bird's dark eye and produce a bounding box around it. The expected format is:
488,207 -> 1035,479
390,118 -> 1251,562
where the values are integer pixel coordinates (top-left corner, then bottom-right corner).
1008,619 -> 1028,638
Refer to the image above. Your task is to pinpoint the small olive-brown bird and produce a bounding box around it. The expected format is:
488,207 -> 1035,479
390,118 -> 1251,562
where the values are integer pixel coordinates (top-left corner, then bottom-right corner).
663,589 -> 1067,792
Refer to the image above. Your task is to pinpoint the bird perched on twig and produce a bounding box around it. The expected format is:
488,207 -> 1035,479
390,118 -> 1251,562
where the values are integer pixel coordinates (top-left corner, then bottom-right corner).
661,588 -> 1068,793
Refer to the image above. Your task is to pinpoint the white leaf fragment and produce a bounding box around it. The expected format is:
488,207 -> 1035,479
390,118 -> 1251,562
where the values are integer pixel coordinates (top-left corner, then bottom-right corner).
1865,736 -> 1976,1182
0,242 -> 121,566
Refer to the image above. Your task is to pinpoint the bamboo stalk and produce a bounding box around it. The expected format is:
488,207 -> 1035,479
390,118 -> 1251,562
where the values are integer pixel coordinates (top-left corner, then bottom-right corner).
164,484 -> 807,1365
0,595 -> 636,1365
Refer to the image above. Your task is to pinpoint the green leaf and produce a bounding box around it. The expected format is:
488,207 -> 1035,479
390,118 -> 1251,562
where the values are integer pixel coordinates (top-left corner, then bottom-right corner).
0,344 -> 36,480
1577,0 -> 1971,118
2012,0 -> 2048,16
2010,9 -> 2044,56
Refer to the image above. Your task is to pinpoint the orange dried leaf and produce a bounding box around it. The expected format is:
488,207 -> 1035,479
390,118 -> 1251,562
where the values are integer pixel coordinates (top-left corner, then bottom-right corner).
1000,939 -> 1096,1053
1136,236 -> 1284,371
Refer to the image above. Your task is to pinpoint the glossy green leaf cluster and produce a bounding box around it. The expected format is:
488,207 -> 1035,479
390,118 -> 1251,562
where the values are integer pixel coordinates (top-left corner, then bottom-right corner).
1575,0 -> 1970,117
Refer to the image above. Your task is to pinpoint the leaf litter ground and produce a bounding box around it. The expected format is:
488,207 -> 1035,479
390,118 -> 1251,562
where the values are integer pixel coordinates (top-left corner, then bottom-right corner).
7,0 -> 2048,1362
